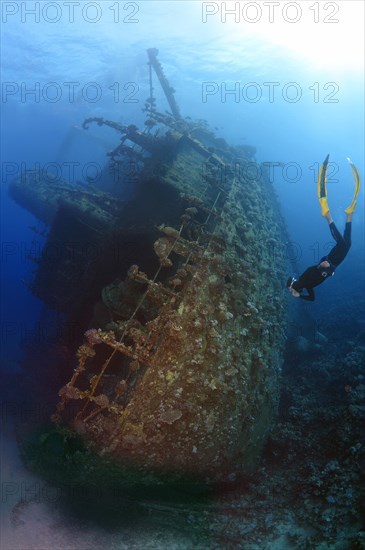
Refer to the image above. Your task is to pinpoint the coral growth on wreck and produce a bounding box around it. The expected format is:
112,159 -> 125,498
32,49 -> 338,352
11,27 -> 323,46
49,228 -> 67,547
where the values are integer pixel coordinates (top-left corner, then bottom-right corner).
50,116 -> 289,482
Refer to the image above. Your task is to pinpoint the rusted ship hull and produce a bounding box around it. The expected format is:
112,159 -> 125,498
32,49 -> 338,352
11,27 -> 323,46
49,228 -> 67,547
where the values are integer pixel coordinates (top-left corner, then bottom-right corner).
53,171 -> 288,480
10,50 -> 289,485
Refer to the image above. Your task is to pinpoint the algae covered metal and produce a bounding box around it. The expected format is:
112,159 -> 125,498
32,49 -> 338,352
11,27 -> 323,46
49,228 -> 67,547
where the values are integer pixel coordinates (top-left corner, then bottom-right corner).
10,49 -> 289,484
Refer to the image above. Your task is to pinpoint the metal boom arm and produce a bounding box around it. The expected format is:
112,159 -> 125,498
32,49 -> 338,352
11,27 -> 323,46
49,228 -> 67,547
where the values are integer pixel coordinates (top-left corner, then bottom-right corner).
147,48 -> 181,120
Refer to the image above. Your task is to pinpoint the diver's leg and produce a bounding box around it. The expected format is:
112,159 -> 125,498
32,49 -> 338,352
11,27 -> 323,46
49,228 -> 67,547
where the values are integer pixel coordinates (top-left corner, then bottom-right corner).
343,220 -> 352,248
329,221 -> 344,244
327,220 -> 351,266
323,216 -> 348,266
324,211 -> 333,224
324,211 -> 347,247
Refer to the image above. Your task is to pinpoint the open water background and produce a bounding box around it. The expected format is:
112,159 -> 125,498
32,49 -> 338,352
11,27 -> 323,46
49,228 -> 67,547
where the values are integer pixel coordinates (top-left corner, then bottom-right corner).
1,1 -> 364,548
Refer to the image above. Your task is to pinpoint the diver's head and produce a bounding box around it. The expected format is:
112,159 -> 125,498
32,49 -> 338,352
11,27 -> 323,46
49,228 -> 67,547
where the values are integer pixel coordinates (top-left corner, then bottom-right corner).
286,276 -> 300,298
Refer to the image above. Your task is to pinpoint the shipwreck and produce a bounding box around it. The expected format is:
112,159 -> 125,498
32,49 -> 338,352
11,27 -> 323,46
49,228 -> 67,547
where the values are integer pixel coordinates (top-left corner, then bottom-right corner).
11,49 -> 289,488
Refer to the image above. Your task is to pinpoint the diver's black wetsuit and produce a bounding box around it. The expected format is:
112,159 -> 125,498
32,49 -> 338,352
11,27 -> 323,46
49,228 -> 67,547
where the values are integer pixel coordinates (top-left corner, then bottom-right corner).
293,221 -> 352,301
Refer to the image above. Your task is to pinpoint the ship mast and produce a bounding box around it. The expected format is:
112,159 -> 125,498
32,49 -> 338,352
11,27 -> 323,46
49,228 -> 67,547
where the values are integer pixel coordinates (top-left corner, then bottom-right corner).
147,48 -> 181,120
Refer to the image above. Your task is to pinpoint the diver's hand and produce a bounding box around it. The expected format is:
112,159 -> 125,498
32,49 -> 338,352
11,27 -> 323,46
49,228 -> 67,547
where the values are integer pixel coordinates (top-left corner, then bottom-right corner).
319,260 -> 330,268
289,288 -> 300,298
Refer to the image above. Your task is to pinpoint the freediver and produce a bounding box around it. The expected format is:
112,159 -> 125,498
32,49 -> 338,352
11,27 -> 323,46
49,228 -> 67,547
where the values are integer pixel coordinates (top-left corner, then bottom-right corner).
287,154 -> 361,301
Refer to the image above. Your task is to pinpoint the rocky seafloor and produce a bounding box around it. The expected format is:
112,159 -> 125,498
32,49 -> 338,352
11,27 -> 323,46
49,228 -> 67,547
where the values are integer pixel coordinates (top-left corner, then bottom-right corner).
202,321 -> 365,549
3,293 -> 364,550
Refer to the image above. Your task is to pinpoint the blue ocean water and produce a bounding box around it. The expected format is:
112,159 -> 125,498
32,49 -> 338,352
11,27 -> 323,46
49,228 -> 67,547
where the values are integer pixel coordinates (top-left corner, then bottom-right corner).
1,1 -> 364,548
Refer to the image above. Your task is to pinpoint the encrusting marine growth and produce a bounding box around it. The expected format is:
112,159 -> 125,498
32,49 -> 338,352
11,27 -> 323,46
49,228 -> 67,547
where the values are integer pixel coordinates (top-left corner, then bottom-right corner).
10,49 -> 290,488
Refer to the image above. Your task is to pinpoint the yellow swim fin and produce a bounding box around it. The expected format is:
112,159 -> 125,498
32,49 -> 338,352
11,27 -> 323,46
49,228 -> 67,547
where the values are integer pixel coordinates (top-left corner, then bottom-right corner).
345,157 -> 361,214
318,154 -> 330,216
